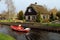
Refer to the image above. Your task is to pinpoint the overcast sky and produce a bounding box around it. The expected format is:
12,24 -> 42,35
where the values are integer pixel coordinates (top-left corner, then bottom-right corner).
0,0 -> 60,13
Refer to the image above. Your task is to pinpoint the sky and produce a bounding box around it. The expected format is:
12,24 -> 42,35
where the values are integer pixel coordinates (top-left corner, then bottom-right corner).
0,0 -> 60,13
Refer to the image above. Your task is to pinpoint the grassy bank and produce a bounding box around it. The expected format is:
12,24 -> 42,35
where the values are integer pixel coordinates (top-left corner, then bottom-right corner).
43,23 -> 60,27
0,20 -> 14,22
0,19 -> 24,23
0,33 -> 15,40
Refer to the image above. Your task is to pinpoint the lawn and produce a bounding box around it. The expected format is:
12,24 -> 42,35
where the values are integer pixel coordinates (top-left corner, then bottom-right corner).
0,19 -> 24,23
0,20 -> 14,22
0,33 -> 15,40
43,23 -> 60,27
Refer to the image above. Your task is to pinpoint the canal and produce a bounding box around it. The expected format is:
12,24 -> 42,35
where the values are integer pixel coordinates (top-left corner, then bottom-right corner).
0,25 -> 60,40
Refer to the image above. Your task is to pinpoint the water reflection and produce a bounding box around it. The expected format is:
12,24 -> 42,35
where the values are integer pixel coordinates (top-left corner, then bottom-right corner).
0,25 -> 28,40
0,25 -> 60,40
28,29 -> 60,40
48,32 -> 60,40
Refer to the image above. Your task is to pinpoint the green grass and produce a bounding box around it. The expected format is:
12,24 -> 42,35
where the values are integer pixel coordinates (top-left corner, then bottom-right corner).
43,23 -> 60,27
0,20 -> 14,22
0,33 -> 15,40
0,19 -> 25,22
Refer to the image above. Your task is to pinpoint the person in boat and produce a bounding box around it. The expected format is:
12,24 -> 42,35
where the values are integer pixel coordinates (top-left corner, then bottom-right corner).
18,24 -> 24,30
18,24 -> 30,31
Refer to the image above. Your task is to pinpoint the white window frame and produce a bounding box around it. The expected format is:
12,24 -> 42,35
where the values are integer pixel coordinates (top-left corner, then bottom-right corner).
28,9 -> 31,12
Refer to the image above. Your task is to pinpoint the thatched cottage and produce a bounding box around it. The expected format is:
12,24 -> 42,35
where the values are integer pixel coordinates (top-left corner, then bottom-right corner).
25,3 -> 49,22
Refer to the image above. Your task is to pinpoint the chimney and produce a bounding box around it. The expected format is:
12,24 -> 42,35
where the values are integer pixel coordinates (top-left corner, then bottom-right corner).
35,2 -> 37,5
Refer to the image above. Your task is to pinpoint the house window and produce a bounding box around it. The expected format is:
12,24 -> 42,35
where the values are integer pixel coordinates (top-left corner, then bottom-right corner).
32,16 -> 35,20
28,16 -> 30,20
28,9 -> 31,12
26,16 -> 28,20
43,15 -> 49,19
46,15 -> 49,19
43,15 -> 45,19
30,16 -> 32,20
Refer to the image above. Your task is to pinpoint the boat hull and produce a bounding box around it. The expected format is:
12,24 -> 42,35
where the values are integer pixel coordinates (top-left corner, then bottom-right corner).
11,25 -> 29,33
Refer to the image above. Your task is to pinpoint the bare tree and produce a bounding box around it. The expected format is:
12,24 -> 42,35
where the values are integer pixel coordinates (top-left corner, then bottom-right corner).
5,0 -> 15,19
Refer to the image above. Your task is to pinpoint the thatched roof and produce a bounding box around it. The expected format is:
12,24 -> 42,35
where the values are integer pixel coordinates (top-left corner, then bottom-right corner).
29,4 -> 48,14
49,8 -> 57,14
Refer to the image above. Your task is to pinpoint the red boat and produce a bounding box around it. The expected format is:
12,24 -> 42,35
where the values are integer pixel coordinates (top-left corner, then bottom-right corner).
11,25 -> 30,33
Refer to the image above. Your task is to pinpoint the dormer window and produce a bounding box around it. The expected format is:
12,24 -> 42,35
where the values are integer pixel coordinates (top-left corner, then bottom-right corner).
28,9 -> 31,12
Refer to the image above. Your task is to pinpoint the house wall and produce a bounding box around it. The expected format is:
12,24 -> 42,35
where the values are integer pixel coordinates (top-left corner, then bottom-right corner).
25,15 -> 36,22
25,16 -> 28,20
25,7 -> 37,22
30,16 -> 32,20
41,14 -> 49,19
40,14 -> 49,22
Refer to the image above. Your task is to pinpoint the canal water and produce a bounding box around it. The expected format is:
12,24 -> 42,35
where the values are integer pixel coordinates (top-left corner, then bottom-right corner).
0,25 -> 60,40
